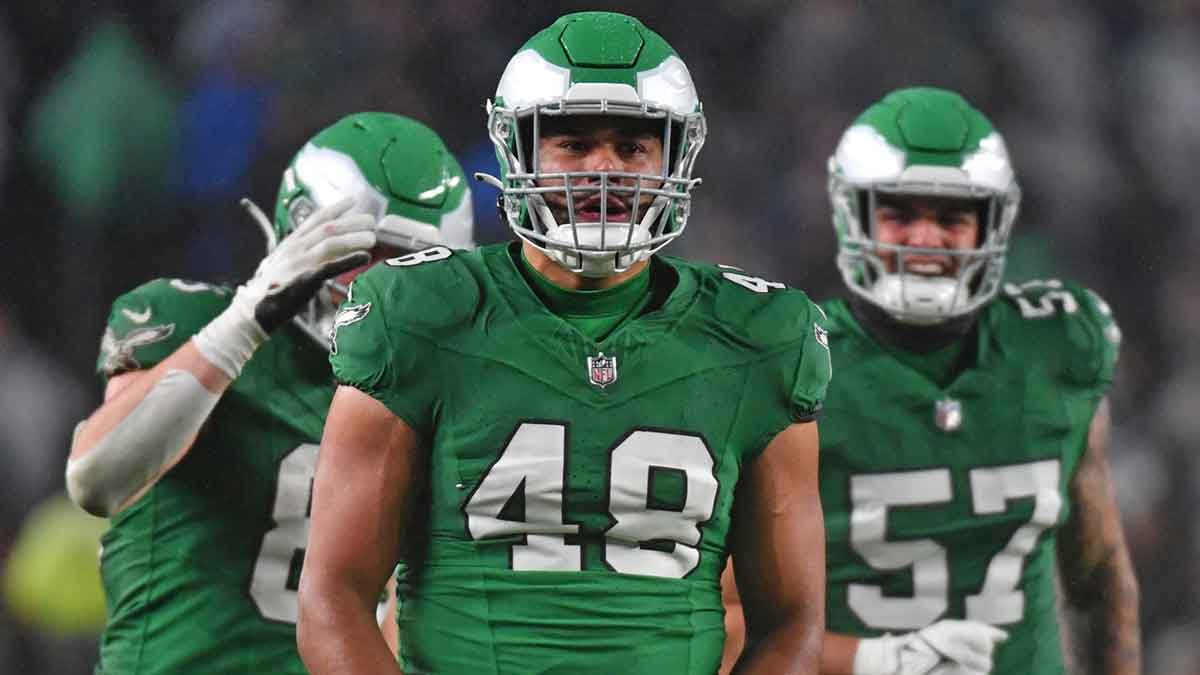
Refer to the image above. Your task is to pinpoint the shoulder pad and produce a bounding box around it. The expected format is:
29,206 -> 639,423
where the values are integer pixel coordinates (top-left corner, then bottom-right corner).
348,246 -> 482,337
685,260 -> 822,351
991,278 -> 1120,388
666,259 -> 831,426
98,278 -> 233,378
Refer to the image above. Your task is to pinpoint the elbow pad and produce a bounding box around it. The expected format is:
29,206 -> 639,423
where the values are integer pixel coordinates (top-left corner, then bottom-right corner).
66,369 -> 221,517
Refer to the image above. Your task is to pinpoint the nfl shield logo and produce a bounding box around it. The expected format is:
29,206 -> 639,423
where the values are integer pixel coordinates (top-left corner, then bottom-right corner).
587,352 -> 618,388
934,398 -> 963,432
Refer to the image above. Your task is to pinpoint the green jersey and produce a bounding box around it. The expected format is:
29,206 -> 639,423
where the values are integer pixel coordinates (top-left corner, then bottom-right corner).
331,243 -> 831,675
819,280 -> 1120,674
94,278 -> 335,674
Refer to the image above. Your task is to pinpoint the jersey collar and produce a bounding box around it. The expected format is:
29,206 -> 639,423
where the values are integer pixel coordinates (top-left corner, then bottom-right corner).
484,242 -> 697,352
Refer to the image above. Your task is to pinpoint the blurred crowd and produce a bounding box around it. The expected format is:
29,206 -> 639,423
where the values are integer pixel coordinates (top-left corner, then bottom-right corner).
0,1 -> 1197,673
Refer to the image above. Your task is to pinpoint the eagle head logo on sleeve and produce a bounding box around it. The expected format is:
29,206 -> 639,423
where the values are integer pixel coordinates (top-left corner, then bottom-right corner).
101,324 -> 176,376
329,303 -> 372,355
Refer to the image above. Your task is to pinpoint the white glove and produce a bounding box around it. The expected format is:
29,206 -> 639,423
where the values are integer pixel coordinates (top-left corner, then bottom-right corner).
194,197 -> 376,378
853,620 -> 1009,675
927,665 -> 987,675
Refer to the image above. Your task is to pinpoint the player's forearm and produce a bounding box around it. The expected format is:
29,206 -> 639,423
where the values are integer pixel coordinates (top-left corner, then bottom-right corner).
71,342 -> 230,454
66,342 -> 232,516
1068,551 -> 1141,675
1058,400 -> 1140,674
732,617 -> 822,675
300,389 -> 418,674
719,598 -> 745,675
731,424 -> 825,674
298,581 -> 402,674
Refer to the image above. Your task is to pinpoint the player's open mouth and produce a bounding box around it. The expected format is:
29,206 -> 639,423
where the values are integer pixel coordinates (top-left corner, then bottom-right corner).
904,260 -> 952,276
575,195 -> 631,222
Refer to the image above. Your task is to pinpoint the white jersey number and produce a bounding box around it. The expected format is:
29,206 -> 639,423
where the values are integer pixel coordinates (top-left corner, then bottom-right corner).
385,246 -> 452,267
848,459 -> 1062,629
1004,279 -> 1078,319
249,443 -> 390,624
717,264 -> 786,293
463,422 -> 719,578
250,444 -> 318,623
849,469 -> 953,628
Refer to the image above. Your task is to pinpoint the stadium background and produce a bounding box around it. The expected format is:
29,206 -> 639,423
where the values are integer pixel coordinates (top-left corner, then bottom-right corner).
0,1 -> 1197,672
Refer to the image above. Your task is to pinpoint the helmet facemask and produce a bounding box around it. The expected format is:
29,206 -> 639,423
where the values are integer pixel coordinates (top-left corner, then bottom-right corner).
831,173 -> 1019,325
484,96 -> 705,277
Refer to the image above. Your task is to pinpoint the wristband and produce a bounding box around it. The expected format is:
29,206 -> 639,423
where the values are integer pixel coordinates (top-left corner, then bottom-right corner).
192,291 -> 269,379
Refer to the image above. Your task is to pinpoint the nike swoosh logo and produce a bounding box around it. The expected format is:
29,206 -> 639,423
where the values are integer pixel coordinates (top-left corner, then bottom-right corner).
122,307 -> 152,324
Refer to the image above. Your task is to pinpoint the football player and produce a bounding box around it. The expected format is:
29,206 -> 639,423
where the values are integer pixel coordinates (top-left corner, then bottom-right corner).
726,87 -> 1141,674
65,112 -> 474,673
298,12 -> 831,675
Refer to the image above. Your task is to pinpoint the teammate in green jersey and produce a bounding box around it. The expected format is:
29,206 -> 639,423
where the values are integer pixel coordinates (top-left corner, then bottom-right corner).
298,12 -> 831,675
728,88 -> 1139,674
64,112 -> 474,674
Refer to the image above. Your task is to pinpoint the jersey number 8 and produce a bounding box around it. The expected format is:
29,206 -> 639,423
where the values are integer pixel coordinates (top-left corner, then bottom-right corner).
249,444 -> 317,623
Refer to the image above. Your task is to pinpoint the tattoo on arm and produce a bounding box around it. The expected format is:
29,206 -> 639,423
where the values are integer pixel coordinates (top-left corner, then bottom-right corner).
1056,398 -> 1141,675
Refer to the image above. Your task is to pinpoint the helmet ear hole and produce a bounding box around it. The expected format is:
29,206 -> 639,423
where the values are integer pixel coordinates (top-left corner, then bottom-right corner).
287,195 -> 316,232
494,194 -> 506,225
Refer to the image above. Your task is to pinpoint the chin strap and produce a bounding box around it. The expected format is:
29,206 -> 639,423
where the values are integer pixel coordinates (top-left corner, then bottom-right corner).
474,172 -> 504,190
240,197 -> 278,253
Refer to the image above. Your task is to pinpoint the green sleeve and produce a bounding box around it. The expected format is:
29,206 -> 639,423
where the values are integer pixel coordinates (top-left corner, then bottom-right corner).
329,268 -> 439,438
996,279 -> 1121,392
791,307 -> 832,421
97,279 -> 231,380
739,295 -> 832,462
1075,286 -> 1120,390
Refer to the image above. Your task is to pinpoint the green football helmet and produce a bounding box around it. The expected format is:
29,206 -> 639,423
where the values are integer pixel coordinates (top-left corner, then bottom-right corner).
243,111 -> 474,345
828,87 -> 1021,324
477,11 -> 706,277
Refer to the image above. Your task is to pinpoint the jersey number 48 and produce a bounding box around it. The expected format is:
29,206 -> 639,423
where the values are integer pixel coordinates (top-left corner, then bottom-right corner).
463,422 -> 719,579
